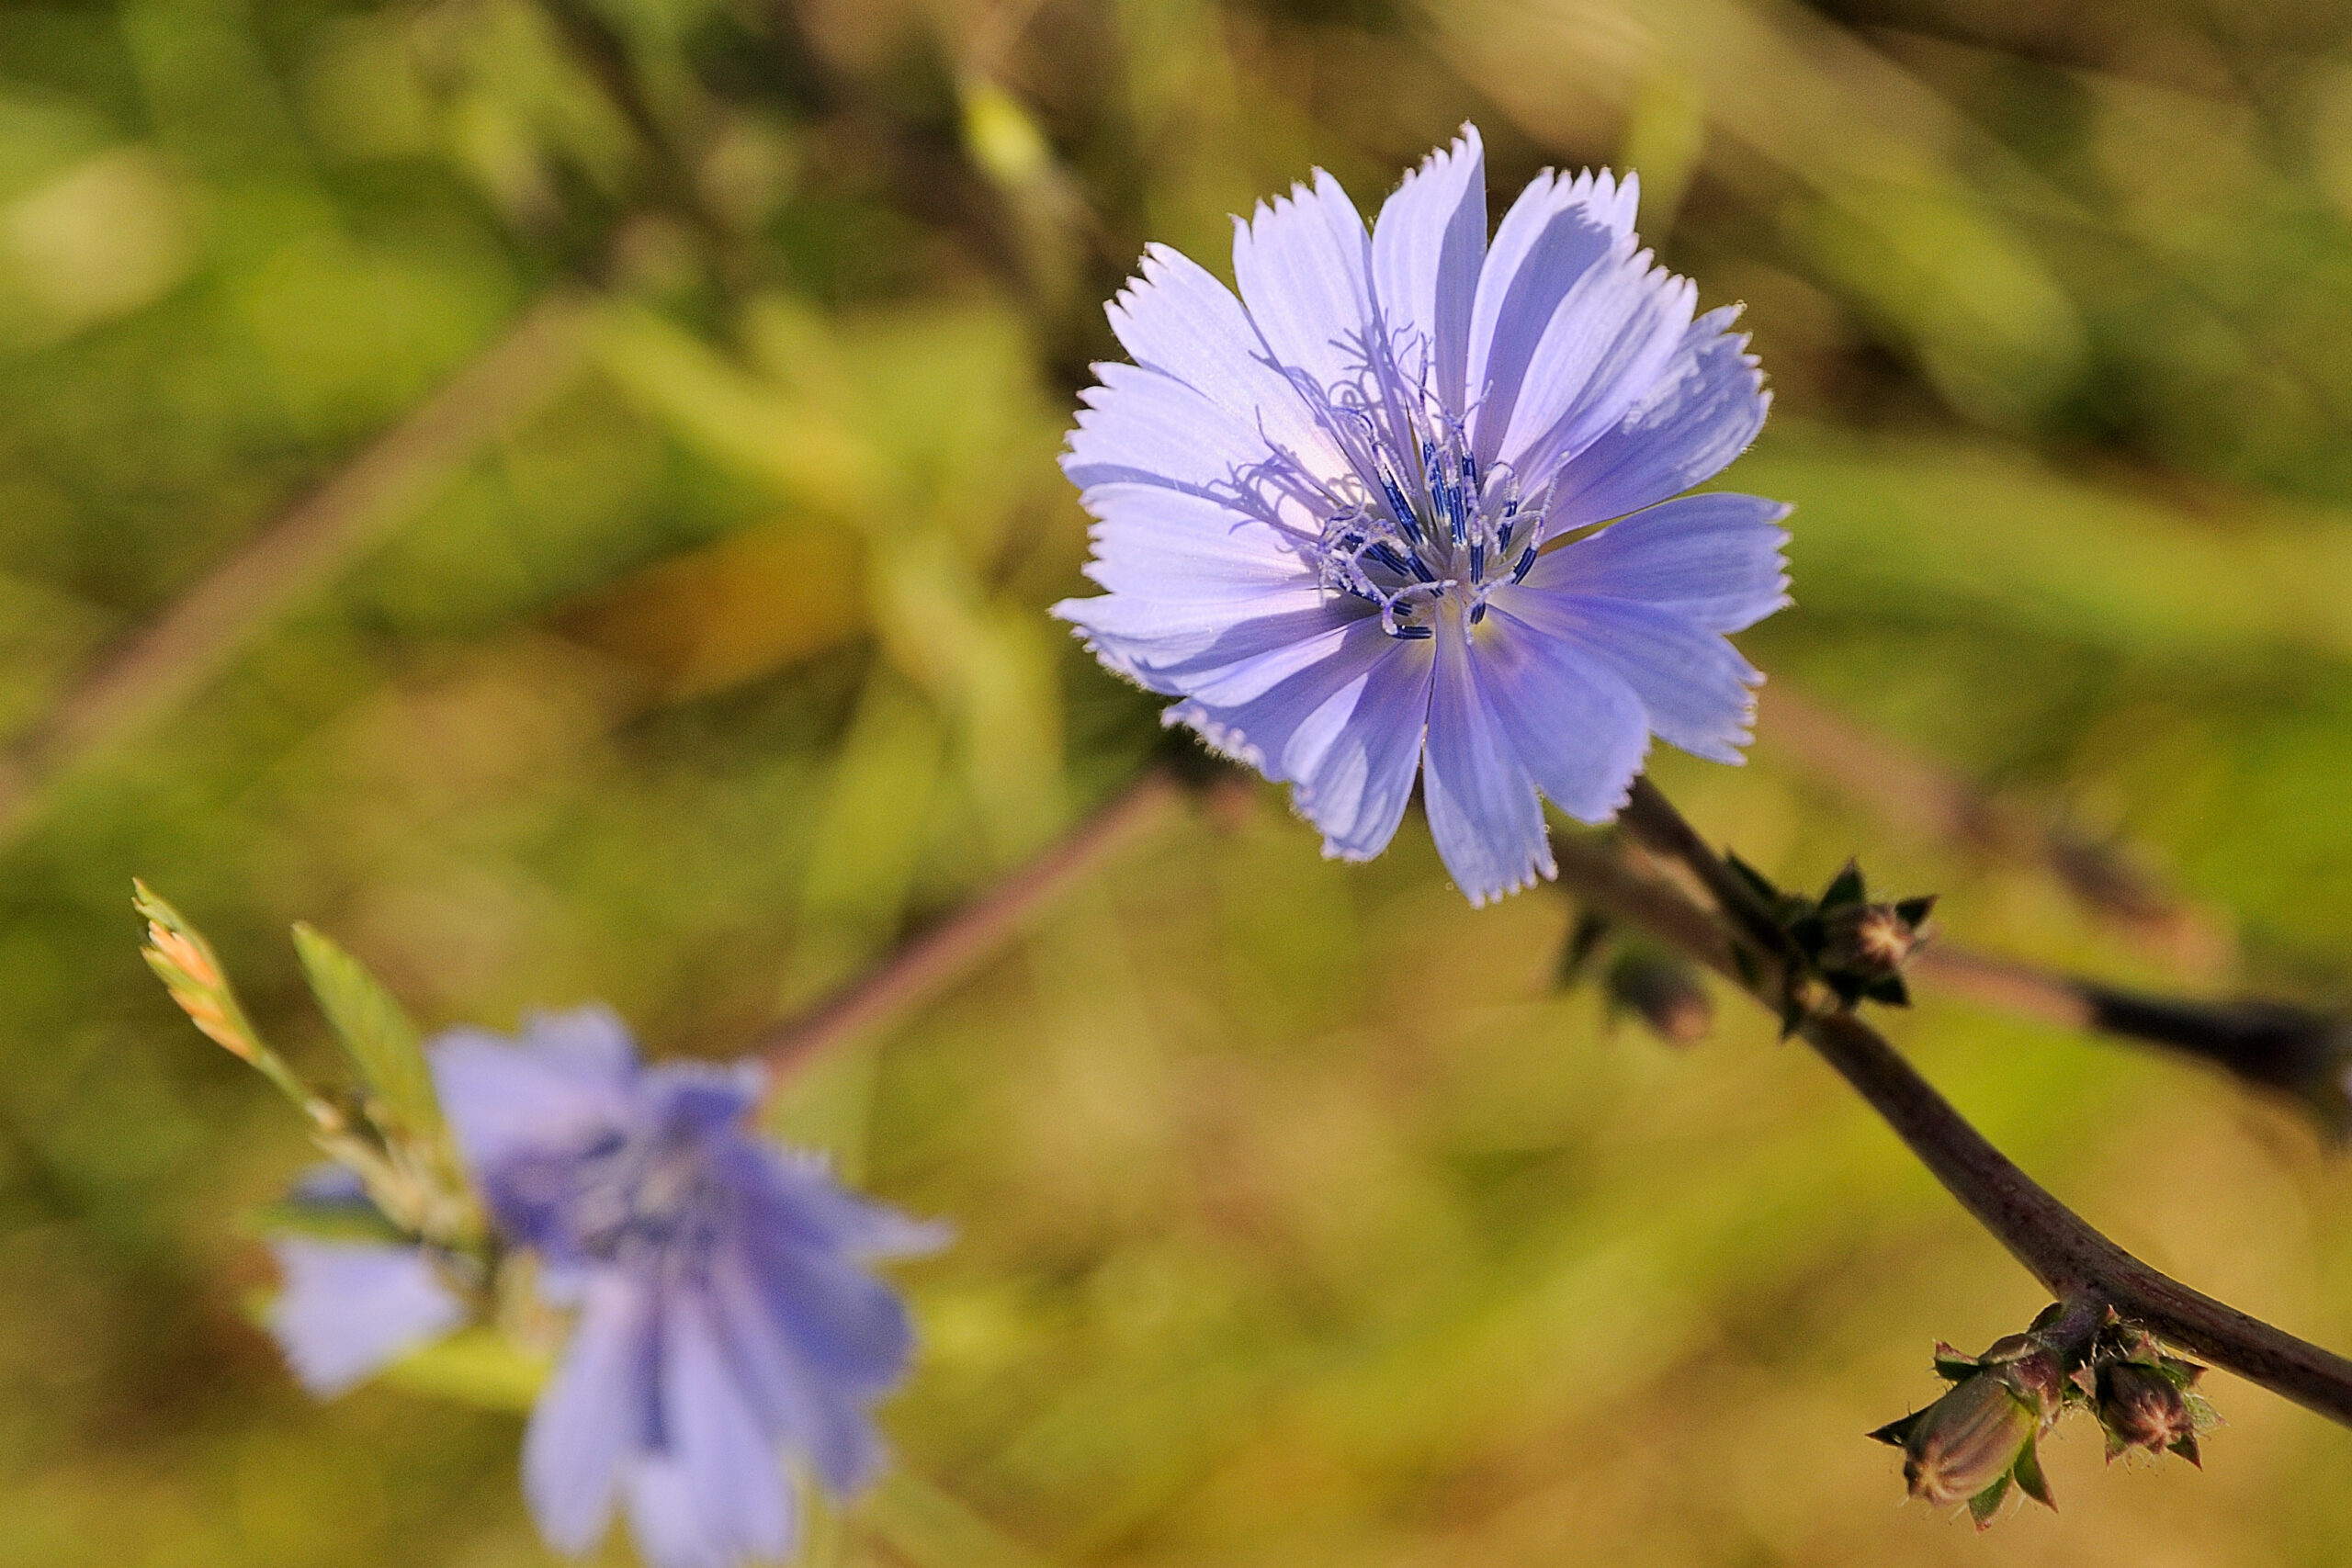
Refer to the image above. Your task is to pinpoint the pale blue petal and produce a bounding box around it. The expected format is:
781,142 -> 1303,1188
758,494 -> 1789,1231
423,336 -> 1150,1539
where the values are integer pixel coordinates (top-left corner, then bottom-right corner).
1062,365 -> 1326,537
1290,632 -> 1434,861
1231,171 -> 1377,404
1505,590 -> 1763,763
1104,244 -> 1340,474
1522,491 -> 1792,632
1467,168 -> 1638,464
746,1146 -> 951,1262
266,1240 -> 464,1398
625,1461 -> 729,1568
430,1005 -> 638,1183
1062,366 -> 1251,495
1552,308 -> 1771,527
1371,124 -> 1487,414
1494,249 -> 1695,490
662,1292 -> 793,1565
1421,618 -> 1554,905
1055,592 -> 1350,696
1162,612 -> 1396,784
525,1270 -> 657,1555
1471,604 -> 1651,819
1070,483 -> 1314,604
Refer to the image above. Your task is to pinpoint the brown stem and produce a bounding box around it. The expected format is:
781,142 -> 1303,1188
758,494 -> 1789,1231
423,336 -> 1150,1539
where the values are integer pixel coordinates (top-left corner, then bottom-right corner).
1916,946 -> 2352,1134
750,768 -> 1193,1088
1548,818 -> 2352,1427
1761,679 -> 2226,971
0,293 -> 594,847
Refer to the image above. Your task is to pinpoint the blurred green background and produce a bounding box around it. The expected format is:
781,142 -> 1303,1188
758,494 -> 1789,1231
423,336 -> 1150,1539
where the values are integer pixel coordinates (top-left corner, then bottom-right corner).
7,0 -> 2352,1562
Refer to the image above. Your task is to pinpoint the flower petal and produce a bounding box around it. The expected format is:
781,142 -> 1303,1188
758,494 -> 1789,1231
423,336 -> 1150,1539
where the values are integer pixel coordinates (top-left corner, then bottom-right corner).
1502,572 -> 1753,763
1104,244 -> 1340,474
1372,125 -> 1487,414
1056,591 -> 1355,696
1471,604 -> 1652,819
1422,616 -> 1554,905
1467,168 -> 1638,464
430,1006 -> 638,1184
1292,631 -> 1433,860
659,1289 -> 794,1565
738,1235 -> 912,1490
1163,612 -> 1400,785
526,1270 -> 659,1556
1069,482 -> 1314,605
1494,248 -> 1696,490
1522,491 -> 1792,632
266,1240 -> 464,1398
1552,308 -> 1772,528
1231,170 -> 1378,405
1062,365 -> 1329,539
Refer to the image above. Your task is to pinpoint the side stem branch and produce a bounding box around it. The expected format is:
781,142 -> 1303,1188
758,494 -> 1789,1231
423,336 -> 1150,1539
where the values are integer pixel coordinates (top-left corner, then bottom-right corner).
751,768 -> 1191,1088
1552,803 -> 2352,1428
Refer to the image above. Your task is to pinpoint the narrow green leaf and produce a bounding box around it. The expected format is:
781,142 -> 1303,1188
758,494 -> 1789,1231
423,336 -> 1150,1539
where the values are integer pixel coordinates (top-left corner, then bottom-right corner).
243,1195 -> 407,1246
1967,1473 -> 2010,1527
291,923 -> 442,1138
1868,1408 -> 1927,1447
2011,1440 -> 2055,1508
377,1326 -> 550,1412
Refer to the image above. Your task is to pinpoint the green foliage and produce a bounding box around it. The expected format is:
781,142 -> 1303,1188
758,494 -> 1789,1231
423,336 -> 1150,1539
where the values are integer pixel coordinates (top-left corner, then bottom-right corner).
7,1 -> 2352,1565
290,922 -> 440,1143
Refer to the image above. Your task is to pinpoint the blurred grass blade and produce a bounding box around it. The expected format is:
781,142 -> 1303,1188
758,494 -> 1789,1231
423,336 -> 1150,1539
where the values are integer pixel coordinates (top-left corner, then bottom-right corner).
291,922 -> 443,1140
865,1469 -> 1054,1568
377,1325 -> 551,1412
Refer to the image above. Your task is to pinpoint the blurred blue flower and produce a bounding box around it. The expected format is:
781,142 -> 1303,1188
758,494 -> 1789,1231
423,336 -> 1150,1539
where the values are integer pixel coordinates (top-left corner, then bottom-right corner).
264,1008 -> 944,1568
1057,124 -> 1791,905
268,1202 -> 465,1397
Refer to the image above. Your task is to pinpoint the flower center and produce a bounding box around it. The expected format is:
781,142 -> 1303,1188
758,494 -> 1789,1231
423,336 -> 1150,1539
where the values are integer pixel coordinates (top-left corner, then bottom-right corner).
565,1122 -> 723,1268
1306,355 -> 1547,639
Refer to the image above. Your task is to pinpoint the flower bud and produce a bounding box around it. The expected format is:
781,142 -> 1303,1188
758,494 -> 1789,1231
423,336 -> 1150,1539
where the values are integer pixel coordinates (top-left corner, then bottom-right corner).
1605,949 -> 1713,1044
2097,1359 -> 2201,1463
1785,862 -> 1936,1009
1902,1372 -> 2038,1507
1820,902 -> 1927,977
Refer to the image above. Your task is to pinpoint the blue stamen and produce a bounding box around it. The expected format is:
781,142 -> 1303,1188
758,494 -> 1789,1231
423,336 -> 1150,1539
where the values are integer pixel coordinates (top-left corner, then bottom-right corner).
1393,625 -> 1433,640
1468,602 -> 1487,626
1511,545 -> 1538,583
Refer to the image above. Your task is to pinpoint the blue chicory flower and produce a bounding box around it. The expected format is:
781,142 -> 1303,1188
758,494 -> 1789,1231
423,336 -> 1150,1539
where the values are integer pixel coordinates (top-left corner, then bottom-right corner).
263,1007 -> 943,1568
1056,124 -> 1792,905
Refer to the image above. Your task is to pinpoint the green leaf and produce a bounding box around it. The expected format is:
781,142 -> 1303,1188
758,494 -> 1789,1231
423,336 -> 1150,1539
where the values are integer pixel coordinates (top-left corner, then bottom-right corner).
1725,852 -> 1781,905
2011,1439 -> 2055,1508
291,923 -> 442,1139
1932,1348 -> 1982,1382
243,1195 -> 406,1246
377,1325 -> 550,1411
1966,1473 -> 2010,1527
1868,1408 -> 1928,1447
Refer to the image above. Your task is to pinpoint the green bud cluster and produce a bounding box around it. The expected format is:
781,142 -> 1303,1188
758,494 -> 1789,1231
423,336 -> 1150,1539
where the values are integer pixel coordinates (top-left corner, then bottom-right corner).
1724,855 -> 1935,1030
1871,1305 -> 2215,1528
2087,1321 -> 2215,1466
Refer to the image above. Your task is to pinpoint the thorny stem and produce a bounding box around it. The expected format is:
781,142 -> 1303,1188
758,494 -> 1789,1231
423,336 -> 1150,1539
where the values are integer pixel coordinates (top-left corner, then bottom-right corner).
1557,793 -> 2352,1429
750,767 -> 1199,1093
